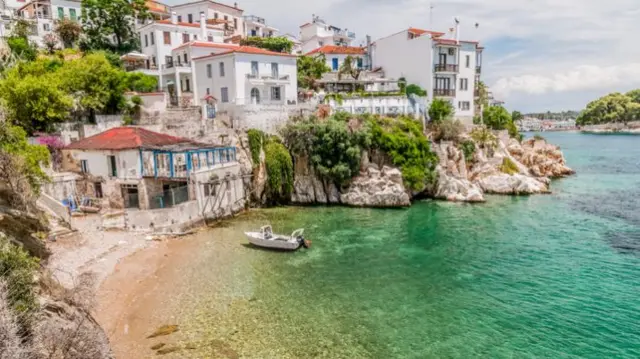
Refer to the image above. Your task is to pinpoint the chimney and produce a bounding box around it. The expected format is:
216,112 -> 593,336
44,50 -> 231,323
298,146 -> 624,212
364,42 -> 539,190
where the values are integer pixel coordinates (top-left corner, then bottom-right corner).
200,12 -> 207,39
454,18 -> 460,44
366,35 -> 372,70
234,2 -> 238,8
171,11 -> 177,24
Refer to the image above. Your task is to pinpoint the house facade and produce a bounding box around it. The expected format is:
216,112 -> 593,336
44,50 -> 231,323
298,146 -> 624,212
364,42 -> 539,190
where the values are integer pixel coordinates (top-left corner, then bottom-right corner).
243,14 -> 278,38
61,127 -> 239,212
372,27 -> 483,124
306,45 -> 366,72
169,0 -> 244,42
16,0 -> 82,47
299,16 -> 356,54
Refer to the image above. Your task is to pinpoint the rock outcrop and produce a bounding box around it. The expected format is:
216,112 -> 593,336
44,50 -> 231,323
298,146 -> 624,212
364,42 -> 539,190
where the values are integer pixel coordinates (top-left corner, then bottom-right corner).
508,138 -> 575,178
432,142 -> 485,202
340,166 -> 411,207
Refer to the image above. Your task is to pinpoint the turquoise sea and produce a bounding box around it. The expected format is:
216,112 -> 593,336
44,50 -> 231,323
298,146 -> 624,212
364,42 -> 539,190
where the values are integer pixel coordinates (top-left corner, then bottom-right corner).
163,132 -> 640,358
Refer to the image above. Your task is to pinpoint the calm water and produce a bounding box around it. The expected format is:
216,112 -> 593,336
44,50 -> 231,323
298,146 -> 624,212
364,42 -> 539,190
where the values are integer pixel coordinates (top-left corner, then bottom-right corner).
174,132 -> 640,358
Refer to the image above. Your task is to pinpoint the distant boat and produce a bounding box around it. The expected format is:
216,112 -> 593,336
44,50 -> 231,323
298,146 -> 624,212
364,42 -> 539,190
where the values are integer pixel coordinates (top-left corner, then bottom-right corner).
245,225 -> 311,251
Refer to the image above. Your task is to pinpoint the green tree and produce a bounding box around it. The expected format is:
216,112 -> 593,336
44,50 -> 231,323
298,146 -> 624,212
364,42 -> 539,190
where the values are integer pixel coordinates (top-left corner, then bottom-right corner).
405,84 -> 427,97
55,18 -> 83,48
428,98 -> 454,123
124,71 -> 158,92
297,55 -> 331,89
6,37 -> 37,62
10,19 -> 33,39
337,55 -> 362,80
576,92 -> 640,125
475,80 -> 489,108
483,106 -> 512,130
511,110 -> 524,123
239,36 -> 294,53
626,89 -> 640,104
81,0 -> 149,53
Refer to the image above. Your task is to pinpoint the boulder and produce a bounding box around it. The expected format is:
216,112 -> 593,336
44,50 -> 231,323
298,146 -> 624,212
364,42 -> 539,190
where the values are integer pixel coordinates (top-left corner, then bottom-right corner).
435,170 -> 485,202
340,166 -> 411,207
475,174 -> 549,195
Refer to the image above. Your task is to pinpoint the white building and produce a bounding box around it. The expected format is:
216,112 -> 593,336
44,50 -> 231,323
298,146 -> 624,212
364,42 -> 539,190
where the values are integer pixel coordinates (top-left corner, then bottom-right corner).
243,15 -> 278,38
372,27 -> 483,124
282,33 -> 302,54
16,0 -> 82,47
306,45 -> 366,72
192,45 -> 297,108
169,0 -> 245,43
299,15 -> 356,54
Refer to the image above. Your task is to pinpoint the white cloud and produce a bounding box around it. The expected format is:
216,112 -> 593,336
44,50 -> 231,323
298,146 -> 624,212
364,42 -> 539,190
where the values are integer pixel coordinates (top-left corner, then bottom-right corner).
492,64 -> 640,97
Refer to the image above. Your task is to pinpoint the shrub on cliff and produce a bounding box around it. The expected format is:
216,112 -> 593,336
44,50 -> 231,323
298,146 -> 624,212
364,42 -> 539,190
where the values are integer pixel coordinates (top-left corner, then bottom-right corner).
431,118 -> 464,142
0,237 -> 40,316
500,158 -> 519,175
459,140 -> 476,163
428,99 -> 454,123
370,116 -> 438,191
264,139 -> 294,205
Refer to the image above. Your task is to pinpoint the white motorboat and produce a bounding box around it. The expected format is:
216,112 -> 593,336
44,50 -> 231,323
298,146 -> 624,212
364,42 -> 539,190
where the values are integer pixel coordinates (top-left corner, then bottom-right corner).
245,225 -> 311,251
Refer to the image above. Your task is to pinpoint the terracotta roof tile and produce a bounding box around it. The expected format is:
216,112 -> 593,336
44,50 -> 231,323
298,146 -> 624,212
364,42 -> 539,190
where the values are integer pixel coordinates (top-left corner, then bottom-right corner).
192,45 -> 297,60
305,45 -> 366,56
172,40 -> 238,51
65,127 -> 199,151
408,27 -> 445,38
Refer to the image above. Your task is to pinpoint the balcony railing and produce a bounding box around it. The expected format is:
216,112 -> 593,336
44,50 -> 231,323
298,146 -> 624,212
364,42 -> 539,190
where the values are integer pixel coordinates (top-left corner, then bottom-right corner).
244,15 -> 265,24
434,64 -> 459,73
433,89 -> 456,97
333,29 -> 356,39
124,63 -> 157,72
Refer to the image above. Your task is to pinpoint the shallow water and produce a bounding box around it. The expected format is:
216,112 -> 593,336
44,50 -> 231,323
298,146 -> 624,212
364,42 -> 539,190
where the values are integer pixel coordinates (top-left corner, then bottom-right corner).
148,132 -> 640,358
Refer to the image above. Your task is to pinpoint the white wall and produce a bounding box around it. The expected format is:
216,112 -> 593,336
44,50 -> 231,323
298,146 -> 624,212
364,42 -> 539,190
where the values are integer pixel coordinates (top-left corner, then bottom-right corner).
65,150 -> 142,180
51,0 -> 82,20
171,2 -> 244,38
454,42 -> 477,120
328,96 -> 425,117
372,31 -> 433,95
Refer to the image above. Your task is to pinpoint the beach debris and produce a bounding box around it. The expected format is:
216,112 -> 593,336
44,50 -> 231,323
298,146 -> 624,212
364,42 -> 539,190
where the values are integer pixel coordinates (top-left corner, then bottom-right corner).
147,324 -> 179,339
156,346 -> 181,355
150,343 -> 166,350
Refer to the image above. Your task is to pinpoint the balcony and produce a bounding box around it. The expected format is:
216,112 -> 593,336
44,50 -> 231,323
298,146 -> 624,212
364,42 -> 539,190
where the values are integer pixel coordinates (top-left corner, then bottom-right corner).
246,74 -> 290,83
434,64 -> 459,73
333,29 -> 356,39
244,15 -> 265,25
433,89 -> 456,97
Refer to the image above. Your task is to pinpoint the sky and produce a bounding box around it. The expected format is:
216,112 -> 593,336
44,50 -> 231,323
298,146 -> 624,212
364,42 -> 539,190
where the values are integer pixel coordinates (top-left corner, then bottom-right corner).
165,0 -> 640,112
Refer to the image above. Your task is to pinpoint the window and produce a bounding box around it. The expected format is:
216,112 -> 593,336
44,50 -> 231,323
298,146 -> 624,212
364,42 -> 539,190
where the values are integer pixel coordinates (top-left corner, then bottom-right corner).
80,160 -> 89,173
194,35 -> 198,40
219,62 -> 225,76
251,61 -> 258,76
214,12 -> 218,19
318,41 -> 324,46
94,182 -> 103,198
144,34 -> 148,47
224,15 -> 228,21
271,86 -> 281,101
271,63 -> 278,78
206,64 -> 212,78
182,33 -> 189,43
185,78 -> 190,92
250,88 -> 260,104
177,15 -> 182,22
183,53 -> 188,64
466,55 -> 470,68
207,35 -> 213,42
188,14 -> 193,23
251,29 -> 256,36
206,88 -> 210,95
150,32 -> 155,45
57,7 -> 64,19
43,23 -> 50,31
460,78 -> 468,91
163,31 -> 171,45
152,56 -> 156,67
107,156 -> 117,177
221,87 -> 229,103
69,8 -> 76,21
332,58 -> 339,71
233,18 -> 237,29
357,57 -> 363,69
458,101 -> 471,110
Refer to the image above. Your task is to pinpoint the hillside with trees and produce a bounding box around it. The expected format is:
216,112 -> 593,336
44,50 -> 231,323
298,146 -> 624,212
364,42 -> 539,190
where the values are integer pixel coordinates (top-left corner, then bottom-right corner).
576,91 -> 640,125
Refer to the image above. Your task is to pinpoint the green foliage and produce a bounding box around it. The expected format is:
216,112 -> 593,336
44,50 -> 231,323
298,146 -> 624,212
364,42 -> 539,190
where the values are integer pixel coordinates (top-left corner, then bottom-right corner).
337,55 -> 362,80
0,238 -> 40,314
475,80 -> 488,108
507,120 -> 522,141
10,19 -> 32,39
406,84 -> 427,97
0,123 -> 50,193
511,110 -> 524,123
576,92 -> 640,125
323,93 -> 344,105
483,106 -> 512,130
432,118 -> 464,142
247,129 -> 265,167
470,127 -> 498,152
281,116 -> 371,187
55,19 -> 83,48
428,98 -> 454,123
626,89 -> 640,104
398,77 -> 407,93
264,140 -> 293,205
500,157 -> 519,175
124,71 -> 158,92
6,37 -> 37,62
297,55 -> 331,89
81,0 -> 149,54
370,116 -> 438,191
533,134 -> 546,141
459,140 -> 476,163
239,36 -> 294,53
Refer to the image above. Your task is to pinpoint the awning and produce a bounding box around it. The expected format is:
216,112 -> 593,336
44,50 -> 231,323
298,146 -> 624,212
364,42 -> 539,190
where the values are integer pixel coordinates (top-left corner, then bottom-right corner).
120,52 -> 149,61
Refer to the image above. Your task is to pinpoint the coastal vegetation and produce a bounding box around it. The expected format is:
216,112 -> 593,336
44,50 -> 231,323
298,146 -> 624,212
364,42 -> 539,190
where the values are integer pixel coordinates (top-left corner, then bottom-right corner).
239,36 -> 295,53
428,98 -> 454,123
247,129 -> 294,205
459,140 -> 476,163
500,157 -> 519,175
297,55 -> 331,89
576,91 -> 640,125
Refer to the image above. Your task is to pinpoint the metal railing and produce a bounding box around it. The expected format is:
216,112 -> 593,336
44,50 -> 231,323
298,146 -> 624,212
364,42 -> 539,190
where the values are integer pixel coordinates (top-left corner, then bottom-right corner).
149,185 -> 190,209
433,89 -> 456,97
434,64 -> 459,73
244,15 -> 265,24
333,29 -> 356,39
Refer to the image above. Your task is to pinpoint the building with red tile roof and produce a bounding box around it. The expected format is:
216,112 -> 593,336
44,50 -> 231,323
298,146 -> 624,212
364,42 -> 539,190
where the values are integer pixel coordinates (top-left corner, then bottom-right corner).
306,45 -> 366,56
65,127 -> 201,151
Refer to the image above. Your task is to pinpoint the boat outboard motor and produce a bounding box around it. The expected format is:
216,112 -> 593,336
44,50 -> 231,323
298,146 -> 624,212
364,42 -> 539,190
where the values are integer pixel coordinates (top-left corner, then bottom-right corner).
298,235 -> 311,249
